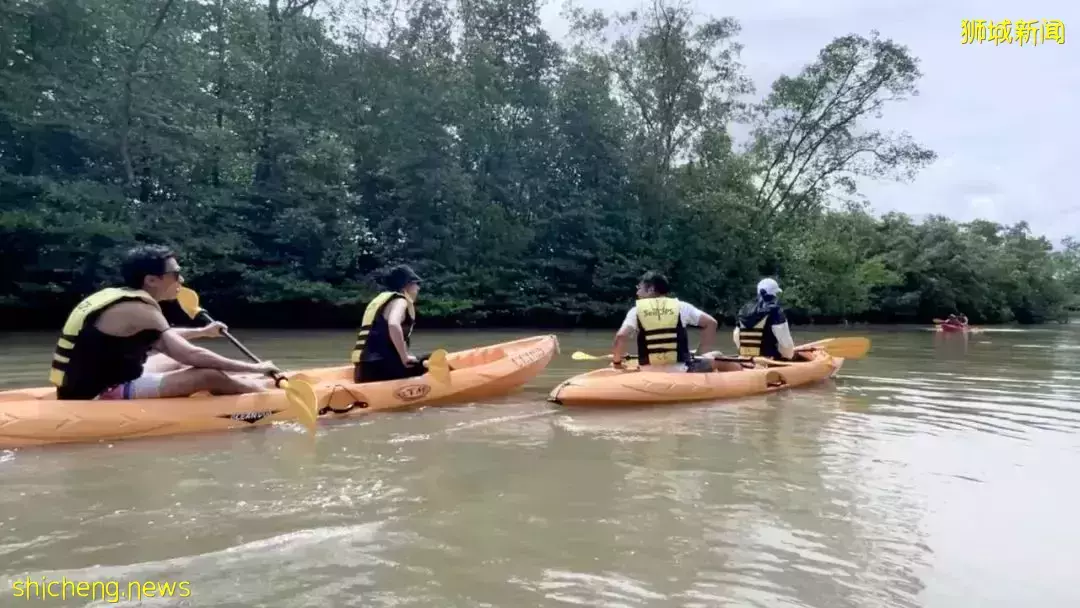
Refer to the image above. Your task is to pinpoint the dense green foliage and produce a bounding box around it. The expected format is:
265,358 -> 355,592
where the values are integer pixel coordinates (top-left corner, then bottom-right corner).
0,0 -> 1075,329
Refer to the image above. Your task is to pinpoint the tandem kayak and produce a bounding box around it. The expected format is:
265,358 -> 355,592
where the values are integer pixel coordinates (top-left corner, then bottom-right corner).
0,335 -> 558,449
547,347 -> 842,407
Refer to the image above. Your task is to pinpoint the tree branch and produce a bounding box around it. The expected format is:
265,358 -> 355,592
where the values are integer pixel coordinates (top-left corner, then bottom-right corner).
119,0 -> 176,187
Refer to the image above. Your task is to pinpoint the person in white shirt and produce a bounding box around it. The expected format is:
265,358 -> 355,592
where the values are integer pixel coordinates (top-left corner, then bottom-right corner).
611,271 -> 718,372
733,277 -> 797,360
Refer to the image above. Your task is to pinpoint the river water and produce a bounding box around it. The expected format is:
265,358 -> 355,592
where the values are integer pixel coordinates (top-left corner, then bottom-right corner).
1,325 -> 1078,607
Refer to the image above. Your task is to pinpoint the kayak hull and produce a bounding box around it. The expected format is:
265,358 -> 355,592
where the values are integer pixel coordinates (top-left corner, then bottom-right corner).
0,335 -> 558,448
935,324 -> 983,334
548,348 -> 842,407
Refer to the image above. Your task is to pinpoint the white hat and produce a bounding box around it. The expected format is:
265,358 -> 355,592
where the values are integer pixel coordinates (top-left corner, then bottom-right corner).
757,277 -> 782,296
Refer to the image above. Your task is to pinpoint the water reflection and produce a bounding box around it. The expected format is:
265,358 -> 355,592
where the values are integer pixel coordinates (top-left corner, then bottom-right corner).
497,389 -> 932,608
932,329 -> 970,358
1,326 -> 1079,606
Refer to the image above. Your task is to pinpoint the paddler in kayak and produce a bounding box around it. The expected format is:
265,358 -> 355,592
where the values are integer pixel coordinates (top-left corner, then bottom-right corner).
733,277 -> 798,361
945,313 -> 968,327
610,271 -> 719,372
352,264 -> 438,383
49,245 -> 281,400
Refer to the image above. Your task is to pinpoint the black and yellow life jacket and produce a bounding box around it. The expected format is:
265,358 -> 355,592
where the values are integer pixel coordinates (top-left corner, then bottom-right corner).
737,300 -> 781,358
50,287 -> 164,400
349,291 -> 416,364
635,296 -> 690,365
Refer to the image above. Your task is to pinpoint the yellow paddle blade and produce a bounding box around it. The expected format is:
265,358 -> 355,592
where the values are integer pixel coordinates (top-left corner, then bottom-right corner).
571,351 -> 612,361
801,337 -> 871,359
424,349 -> 452,384
176,287 -> 202,319
279,378 -> 319,432
932,318 -> 947,324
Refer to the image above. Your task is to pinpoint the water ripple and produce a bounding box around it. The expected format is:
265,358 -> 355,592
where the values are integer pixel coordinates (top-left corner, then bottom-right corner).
2,329 -> 1080,606
3,523 -> 390,608
515,569 -> 667,607
841,367 -> 1080,441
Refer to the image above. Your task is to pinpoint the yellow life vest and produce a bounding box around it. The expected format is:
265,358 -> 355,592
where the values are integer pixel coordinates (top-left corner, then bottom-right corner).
635,296 -> 690,365
49,287 -> 160,388
737,316 -> 768,357
349,291 -> 416,364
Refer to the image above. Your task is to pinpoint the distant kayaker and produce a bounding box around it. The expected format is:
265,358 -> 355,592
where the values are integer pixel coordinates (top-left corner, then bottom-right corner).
611,271 -> 718,372
49,245 -> 281,400
733,277 -> 797,361
352,264 -> 433,383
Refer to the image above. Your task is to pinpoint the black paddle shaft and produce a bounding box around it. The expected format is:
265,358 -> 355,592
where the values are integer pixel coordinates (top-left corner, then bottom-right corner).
192,310 -> 287,387
621,354 -> 755,364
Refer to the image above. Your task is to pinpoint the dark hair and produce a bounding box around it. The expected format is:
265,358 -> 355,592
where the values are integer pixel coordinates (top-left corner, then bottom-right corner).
384,264 -> 422,291
639,271 -> 670,295
121,244 -> 175,289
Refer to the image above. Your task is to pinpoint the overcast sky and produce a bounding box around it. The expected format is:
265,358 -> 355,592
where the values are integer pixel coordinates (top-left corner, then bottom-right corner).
539,0 -> 1080,246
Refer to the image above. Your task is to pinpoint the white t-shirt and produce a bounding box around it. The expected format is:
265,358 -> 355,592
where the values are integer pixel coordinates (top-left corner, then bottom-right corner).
619,300 -> 706,336
619,299 -> 706,372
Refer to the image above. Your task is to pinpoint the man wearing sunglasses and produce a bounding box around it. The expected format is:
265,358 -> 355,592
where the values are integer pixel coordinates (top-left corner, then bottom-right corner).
48,244 -> 280,401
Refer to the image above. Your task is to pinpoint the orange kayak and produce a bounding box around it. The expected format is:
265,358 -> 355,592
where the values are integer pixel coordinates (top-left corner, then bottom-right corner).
547,348 -> 842,407
0,335 -> 558,449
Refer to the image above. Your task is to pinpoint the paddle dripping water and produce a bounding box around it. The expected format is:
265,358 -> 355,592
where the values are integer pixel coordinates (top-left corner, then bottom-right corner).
1,326 -> 1079,607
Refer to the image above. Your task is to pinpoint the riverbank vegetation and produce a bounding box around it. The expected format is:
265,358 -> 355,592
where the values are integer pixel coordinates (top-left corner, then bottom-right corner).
1,0 -> 1076,329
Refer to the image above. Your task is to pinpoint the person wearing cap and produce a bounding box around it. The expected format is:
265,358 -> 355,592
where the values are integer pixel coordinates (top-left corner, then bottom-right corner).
350,264 -> 430,383
611,271 -> 719,372
733,277 -> 796,360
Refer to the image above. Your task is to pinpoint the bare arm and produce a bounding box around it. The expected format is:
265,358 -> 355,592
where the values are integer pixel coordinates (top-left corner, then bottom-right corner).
695,313 -> 717,354
155,331 -> 267,373
384,299 -> 411,365
129,306 -> 265,373
171,327 -> 209,340
612,325 -> 633,364
611,307 -> 637,364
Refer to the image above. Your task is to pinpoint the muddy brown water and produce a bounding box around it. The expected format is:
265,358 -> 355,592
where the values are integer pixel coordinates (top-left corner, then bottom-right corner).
1,325 -> 1079,607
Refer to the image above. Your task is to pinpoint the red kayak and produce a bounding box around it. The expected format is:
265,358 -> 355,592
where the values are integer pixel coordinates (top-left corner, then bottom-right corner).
938,323 -> 968,333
